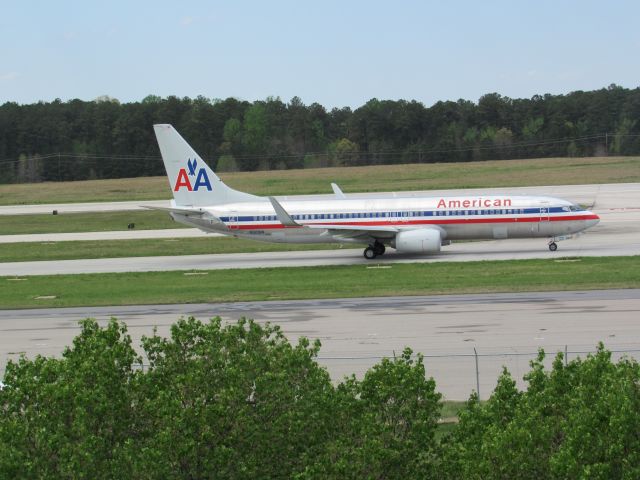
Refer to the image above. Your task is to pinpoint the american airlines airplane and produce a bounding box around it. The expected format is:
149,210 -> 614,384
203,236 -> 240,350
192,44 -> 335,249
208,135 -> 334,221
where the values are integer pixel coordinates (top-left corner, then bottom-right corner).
151,124 -> 600,259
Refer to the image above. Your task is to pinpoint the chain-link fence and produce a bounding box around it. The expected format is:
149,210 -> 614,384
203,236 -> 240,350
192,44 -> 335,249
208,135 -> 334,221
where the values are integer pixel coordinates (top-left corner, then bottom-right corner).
317,347 -> 640,400
6,345 -> 637,401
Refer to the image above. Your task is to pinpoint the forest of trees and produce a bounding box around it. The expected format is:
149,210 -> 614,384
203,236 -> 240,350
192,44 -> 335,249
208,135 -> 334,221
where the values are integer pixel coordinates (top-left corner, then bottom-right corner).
1,84 -> 639,184
1,317 -> 639,479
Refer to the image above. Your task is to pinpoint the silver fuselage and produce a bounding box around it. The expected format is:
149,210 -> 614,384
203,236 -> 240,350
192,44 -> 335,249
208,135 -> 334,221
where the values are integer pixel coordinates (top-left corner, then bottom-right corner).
172,194 -> 600,246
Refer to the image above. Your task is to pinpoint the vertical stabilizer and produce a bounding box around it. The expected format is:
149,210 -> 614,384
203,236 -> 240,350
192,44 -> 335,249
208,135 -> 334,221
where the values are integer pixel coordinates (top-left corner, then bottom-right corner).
153,124 -> 260,206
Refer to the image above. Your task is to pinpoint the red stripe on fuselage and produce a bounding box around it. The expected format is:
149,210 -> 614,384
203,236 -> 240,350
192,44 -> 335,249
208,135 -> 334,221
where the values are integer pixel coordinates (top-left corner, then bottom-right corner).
229,214 -> 599,230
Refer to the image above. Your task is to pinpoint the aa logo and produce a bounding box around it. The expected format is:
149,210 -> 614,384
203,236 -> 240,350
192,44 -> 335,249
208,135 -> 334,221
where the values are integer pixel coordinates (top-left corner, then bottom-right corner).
174,158 -> 212,191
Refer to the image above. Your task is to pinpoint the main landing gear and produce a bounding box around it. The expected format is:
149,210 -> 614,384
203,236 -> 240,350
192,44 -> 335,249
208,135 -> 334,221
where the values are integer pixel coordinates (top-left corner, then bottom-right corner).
548,241 -> 558,252
364,242 -> 386,259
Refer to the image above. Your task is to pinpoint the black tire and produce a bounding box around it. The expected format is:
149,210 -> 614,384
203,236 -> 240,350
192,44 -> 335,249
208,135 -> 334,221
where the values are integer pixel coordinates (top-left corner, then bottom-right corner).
364,247 -> 377,259
373,243 -> 386,256
549,242 -> 558,252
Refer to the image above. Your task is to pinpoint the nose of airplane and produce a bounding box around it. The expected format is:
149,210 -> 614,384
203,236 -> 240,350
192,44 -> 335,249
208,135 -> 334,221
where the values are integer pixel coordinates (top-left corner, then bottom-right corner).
586,212 -> 600,228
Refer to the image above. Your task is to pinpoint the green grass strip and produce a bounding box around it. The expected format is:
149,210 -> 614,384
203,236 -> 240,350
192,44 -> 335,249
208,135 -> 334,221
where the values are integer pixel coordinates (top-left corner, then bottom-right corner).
0,237 -> 349,262
1,256 -> 639,309
2,156 -> 640,205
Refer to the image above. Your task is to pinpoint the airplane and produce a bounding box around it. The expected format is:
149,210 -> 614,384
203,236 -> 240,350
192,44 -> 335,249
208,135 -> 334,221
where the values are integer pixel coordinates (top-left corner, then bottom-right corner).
150,124 -> 600,259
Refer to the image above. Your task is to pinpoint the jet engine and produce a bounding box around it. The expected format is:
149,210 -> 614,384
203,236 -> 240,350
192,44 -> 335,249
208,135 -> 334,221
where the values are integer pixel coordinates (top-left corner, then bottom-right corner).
393,228 -> 442,254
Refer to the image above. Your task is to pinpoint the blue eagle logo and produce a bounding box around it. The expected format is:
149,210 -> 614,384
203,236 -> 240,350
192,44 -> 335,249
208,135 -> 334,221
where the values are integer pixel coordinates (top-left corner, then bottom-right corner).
187,158 -> 198,176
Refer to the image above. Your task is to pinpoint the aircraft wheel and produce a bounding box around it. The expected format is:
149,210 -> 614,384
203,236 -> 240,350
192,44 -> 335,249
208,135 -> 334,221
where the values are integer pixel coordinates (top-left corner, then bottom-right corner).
373,243 -> 385,256
364,247 -> 377,259
548,242 -> 558,252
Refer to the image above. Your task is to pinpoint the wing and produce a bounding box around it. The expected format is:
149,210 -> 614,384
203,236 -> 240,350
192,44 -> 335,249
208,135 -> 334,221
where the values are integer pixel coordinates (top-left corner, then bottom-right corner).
306,223 -> 398,241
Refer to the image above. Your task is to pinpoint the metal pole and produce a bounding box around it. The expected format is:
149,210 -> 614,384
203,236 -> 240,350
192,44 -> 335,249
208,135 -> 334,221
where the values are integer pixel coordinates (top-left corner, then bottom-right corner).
565,345 -> 568,366
474,347 -> 480,400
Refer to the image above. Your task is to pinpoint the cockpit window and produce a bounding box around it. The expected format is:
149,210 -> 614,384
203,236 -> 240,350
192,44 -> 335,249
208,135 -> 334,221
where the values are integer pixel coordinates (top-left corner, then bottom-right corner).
568,205 -> 584,212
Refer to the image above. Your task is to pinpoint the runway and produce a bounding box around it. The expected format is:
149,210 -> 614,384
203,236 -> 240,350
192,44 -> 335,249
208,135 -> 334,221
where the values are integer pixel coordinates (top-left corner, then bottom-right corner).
1,290 -> 639,399
0,228 -> 214,244
0,199 -> 170,216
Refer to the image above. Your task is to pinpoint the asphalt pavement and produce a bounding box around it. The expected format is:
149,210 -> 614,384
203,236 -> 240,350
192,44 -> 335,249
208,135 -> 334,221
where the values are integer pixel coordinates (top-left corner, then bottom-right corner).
1,290 -> 638,399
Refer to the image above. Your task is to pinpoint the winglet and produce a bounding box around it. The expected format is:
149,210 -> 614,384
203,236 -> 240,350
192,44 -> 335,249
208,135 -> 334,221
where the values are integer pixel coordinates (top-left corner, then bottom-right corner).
331,183 -> 346,199
269,197 -> 301,227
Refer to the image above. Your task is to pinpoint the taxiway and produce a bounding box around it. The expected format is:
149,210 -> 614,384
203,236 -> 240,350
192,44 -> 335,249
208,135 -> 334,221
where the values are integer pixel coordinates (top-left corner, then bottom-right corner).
1,290 -> 638,399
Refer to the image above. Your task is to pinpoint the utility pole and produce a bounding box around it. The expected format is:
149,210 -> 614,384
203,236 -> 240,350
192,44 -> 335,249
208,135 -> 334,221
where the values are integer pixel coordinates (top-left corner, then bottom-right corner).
474,347 -> 480,400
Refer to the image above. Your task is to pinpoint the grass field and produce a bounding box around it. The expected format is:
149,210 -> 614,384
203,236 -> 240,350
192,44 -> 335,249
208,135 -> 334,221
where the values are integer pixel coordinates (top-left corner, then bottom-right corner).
0,210 -> 185,235
1,156 -> 639,205
0,237 -> 349,262
1,256 -> 638,309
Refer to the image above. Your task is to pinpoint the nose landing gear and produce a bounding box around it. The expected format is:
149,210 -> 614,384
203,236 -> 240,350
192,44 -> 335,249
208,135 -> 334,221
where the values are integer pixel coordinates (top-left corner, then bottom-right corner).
363,241 -> 386,259
548,235 -> 575,252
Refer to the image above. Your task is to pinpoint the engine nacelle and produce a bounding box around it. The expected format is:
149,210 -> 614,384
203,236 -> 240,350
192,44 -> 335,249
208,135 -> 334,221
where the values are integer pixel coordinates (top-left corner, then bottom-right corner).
393,228 -> 442,254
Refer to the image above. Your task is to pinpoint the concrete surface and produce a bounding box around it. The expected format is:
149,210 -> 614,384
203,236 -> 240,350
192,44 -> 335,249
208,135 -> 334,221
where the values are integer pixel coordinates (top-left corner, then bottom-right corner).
0,228 -> 215,244
1,290 -> 639,399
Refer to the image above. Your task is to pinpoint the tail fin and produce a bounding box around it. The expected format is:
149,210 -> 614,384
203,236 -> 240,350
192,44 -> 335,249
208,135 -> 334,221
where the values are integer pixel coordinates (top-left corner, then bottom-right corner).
153,124 -> 260,206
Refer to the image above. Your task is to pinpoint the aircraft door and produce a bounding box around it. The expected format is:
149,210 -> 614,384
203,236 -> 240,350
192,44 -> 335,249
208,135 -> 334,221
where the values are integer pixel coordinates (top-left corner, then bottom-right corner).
538,202 -> 550,233
228,212 -> 239,230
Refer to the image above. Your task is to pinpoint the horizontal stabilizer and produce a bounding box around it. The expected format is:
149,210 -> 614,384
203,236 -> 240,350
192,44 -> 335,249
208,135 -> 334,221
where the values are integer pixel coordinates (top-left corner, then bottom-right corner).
141,205 -> 206,216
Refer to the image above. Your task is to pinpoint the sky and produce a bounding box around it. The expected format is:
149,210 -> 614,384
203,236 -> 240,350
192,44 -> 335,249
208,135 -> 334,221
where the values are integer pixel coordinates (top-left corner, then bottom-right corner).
1,0 -> 639,108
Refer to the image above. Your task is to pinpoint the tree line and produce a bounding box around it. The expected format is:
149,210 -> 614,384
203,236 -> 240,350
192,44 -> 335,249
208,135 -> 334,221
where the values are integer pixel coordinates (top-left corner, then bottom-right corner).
1,317 -> 639,479
1,84 -> 639,184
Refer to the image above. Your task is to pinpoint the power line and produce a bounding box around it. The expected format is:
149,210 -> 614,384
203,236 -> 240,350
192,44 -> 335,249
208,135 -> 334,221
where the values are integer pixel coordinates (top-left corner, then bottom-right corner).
0,132 -> 638,169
